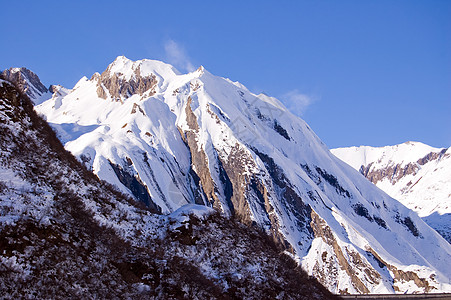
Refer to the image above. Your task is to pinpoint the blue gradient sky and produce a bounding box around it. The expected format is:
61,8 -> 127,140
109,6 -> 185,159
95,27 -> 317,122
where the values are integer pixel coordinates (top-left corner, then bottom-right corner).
1,1 -> 450,148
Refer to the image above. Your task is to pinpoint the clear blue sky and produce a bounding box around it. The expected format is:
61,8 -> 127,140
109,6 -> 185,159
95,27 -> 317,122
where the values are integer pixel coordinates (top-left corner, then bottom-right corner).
1,1 -> 450,148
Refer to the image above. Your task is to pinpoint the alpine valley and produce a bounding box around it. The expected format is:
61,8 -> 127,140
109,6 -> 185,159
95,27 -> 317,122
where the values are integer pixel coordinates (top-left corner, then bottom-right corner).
1,57 -> 451,297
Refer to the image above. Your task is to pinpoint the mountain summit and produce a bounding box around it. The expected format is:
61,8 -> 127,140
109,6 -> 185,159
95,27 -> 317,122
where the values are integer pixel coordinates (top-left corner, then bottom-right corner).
1,67 -> 50,104
27,56 -> 451,294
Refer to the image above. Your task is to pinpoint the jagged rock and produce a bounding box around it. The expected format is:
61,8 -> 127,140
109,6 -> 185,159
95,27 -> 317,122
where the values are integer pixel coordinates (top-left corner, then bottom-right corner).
309,211 -> 385,294
95,62 -> 157,100
1,67 -> 48,100
181,97 -> 221,209
332,142 -> 451,244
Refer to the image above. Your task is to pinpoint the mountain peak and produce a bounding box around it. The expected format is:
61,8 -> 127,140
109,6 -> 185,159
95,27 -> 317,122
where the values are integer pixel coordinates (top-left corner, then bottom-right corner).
1,67 -> 49,103
104,56 -> 180,80
106,55 -> 134,70
91,57 -> 185,101
114,54 -> 130,62
196,65 -> 205,74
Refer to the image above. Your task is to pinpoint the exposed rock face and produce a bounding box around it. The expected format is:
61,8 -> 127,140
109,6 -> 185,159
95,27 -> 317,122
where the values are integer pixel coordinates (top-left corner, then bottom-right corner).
181,97 -> 222,210
310,211 -> 379,294
218,144 -> 256,223
1,67 -> 48,101
131,103 -> 146,115
182,96 -> 307,254
360,161 -> 419,186
366,248 -> 435,293
95,64 -> 157,101
355,147 -> 449,187
252,148 -> 314,252
49,85 -> 63,95
417,149 -> 447,166
332,143 -> 451,244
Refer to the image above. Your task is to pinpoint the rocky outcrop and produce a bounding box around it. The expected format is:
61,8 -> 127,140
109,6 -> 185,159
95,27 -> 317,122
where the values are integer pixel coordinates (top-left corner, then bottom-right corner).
181,97 -> 299,253
359,149 -> 449,186
253,149 -> 314,248
95,65 -> 157,101
310,211 -> 377,294
96,84 -> 109,99
417,149 -> 448,166
131,103 -> 145,115
181,97 -> 222,210
49,85 -> 64,96
359,162 -> 419,185
366,248 -> 436,293
217,143 -> 255,223
1,68 -> 48,100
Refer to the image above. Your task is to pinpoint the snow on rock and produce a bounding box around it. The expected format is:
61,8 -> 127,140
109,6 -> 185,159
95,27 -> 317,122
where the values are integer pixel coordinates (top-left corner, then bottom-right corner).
33,56 -> 451,294
1,67 -> 51,104
1,79 -> 334,299
169,204 -> 215,223
332,142 -> 451,243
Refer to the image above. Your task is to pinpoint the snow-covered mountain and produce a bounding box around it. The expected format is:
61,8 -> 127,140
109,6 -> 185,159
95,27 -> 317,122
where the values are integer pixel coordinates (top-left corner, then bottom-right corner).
332,142 -> 451,243
1,68 -> 51,104
0,75 -> 335,299
10,56 -> 451,294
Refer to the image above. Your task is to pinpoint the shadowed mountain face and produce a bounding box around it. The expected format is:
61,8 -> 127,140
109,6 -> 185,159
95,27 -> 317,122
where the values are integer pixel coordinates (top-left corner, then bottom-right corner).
4,57 -> 451,295
0,76 -> 336,299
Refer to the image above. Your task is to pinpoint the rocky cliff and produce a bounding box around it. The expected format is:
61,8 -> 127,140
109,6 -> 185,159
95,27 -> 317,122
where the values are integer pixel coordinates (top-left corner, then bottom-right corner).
1,67 -> 49,103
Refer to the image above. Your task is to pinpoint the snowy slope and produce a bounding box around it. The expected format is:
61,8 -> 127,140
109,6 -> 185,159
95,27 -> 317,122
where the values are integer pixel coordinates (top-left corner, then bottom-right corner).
332,142 -> 451,243
33,57 -> 451,294
0,78 -> 334,299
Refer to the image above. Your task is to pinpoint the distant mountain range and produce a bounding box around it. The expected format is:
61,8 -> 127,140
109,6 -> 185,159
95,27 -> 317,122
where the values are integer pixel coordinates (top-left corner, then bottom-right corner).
332,142 -> 451,243
1,58 -> 451,295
